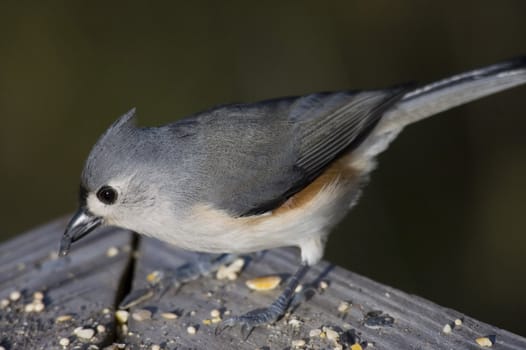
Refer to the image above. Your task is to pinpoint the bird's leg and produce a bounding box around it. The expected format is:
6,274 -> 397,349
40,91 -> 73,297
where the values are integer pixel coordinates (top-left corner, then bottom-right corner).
217,263 -> 310,339
119,253 -> 238,308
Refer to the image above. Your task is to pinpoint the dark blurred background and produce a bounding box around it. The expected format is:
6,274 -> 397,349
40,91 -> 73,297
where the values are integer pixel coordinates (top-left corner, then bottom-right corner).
1,1 -> 525,336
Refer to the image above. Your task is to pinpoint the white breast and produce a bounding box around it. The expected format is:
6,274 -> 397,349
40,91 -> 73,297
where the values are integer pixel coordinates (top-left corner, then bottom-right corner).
110,154 -> 372,266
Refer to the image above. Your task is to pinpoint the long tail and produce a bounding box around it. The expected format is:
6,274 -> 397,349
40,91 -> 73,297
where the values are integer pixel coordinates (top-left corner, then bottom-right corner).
354,56 -> 526,161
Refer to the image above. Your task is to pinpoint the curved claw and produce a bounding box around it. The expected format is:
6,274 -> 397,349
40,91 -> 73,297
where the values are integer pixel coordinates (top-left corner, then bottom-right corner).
214,308 -> 279,339
215,318 -> 235,336
216,316 -> 256,339
216,264 -> 310,338
119,287 -> 155,309
289,284 -> 317,312
240,323 -> 255,340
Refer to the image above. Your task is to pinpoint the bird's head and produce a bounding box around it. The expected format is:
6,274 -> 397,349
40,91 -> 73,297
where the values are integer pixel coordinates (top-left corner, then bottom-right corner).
59,108 -> 161,256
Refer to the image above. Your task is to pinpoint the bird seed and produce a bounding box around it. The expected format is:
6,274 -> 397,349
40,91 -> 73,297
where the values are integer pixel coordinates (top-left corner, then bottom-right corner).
246,275 -> 281,291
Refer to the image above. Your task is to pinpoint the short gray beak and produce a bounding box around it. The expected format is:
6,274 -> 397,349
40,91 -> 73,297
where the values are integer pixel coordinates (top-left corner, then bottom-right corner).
59,208 -> 102,257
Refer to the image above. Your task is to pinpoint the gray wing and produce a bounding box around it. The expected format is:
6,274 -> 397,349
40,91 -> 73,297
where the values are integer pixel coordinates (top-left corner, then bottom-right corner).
172,87 -> 409,216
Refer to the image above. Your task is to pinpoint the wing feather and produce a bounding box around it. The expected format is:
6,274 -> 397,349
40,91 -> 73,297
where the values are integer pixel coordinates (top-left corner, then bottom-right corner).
196,87 -> 410,216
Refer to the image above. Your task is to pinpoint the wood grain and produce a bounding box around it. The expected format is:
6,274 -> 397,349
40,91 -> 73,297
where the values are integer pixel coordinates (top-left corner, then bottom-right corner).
1,219 -> 525,349
0,217 -> 133,350
124,236 -> 526,349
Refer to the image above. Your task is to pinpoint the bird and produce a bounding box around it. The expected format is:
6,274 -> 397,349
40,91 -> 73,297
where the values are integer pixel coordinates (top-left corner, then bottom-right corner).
59,56 -> 526,336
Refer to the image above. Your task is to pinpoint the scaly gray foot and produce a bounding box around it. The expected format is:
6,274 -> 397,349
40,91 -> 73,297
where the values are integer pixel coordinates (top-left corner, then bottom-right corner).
216,264 -> 310,339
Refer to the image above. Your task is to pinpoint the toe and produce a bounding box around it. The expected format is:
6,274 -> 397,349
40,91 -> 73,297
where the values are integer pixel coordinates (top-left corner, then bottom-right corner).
215,317 -> 236,335
240,323 -> 255,340
119,288 -> 154,309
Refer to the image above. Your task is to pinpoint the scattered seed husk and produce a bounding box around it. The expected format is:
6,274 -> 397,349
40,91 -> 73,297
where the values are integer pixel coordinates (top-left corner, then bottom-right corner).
56,314 -> 73,323
323,327 -> 339,342
97,324 -> 106,333
342,322 -> 352,330
9,290 -> 21,301
115,310 -> 129,324
33,291 -> 44,300
75,327 -> 95,340
350,344 -> 363,350
319,280 -> 329,290
210,309 -> 220,318
161,312 -> 178,320
454,318 -> 463,326
24,303 -> 35,313
187,325 -> 197,334
291,339 -> 306,348
476,335 -> 496,347
246,275 -> 281,291
337,301 -> 350,313
443,323 -> 452,334
59,338 -> 70,347
24,299 -> 45,313
216,258 -> 245,280
309,328 -> 322,337
202,319 -> 212,325
0,299 -> 9,309
151,345 -> 161,350
132,309 -> 152,321
288,318 -> 302,328
146,270 -> 162,283
106,246 -> 119,257
33,302 -> 45,312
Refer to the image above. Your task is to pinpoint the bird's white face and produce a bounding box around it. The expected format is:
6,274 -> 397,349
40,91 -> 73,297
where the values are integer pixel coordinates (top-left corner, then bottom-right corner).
58,172 -> 162,256
84,174 -> 160,230
86,178 -> 129,227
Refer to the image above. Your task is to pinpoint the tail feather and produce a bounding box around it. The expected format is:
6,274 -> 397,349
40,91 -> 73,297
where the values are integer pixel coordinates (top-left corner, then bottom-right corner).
353,56 -> 526,162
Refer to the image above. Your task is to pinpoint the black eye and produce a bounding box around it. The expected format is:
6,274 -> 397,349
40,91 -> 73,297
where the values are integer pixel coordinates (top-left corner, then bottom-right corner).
96,186 -> 118,205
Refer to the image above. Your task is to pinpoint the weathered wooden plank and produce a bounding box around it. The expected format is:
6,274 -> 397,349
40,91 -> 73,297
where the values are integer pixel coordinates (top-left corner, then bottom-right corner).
1,220 -> 525,349
123,236 -> 526,349
0,217 -> 134,350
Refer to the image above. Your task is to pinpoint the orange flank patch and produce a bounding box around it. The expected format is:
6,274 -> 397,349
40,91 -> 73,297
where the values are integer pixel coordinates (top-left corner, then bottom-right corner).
191,153 -> 364,232
273,153 -> 360,215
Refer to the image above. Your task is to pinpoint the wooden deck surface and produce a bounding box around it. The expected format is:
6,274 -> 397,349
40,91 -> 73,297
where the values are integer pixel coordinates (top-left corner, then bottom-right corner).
1,217 -> 525,349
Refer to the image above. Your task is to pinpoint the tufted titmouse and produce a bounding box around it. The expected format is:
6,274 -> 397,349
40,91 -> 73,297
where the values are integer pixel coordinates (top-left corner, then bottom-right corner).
59,57 -> 526,334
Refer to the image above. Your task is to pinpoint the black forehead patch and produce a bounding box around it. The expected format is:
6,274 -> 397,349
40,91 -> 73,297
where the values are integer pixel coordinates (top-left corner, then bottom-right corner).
79,184 -> 89,207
